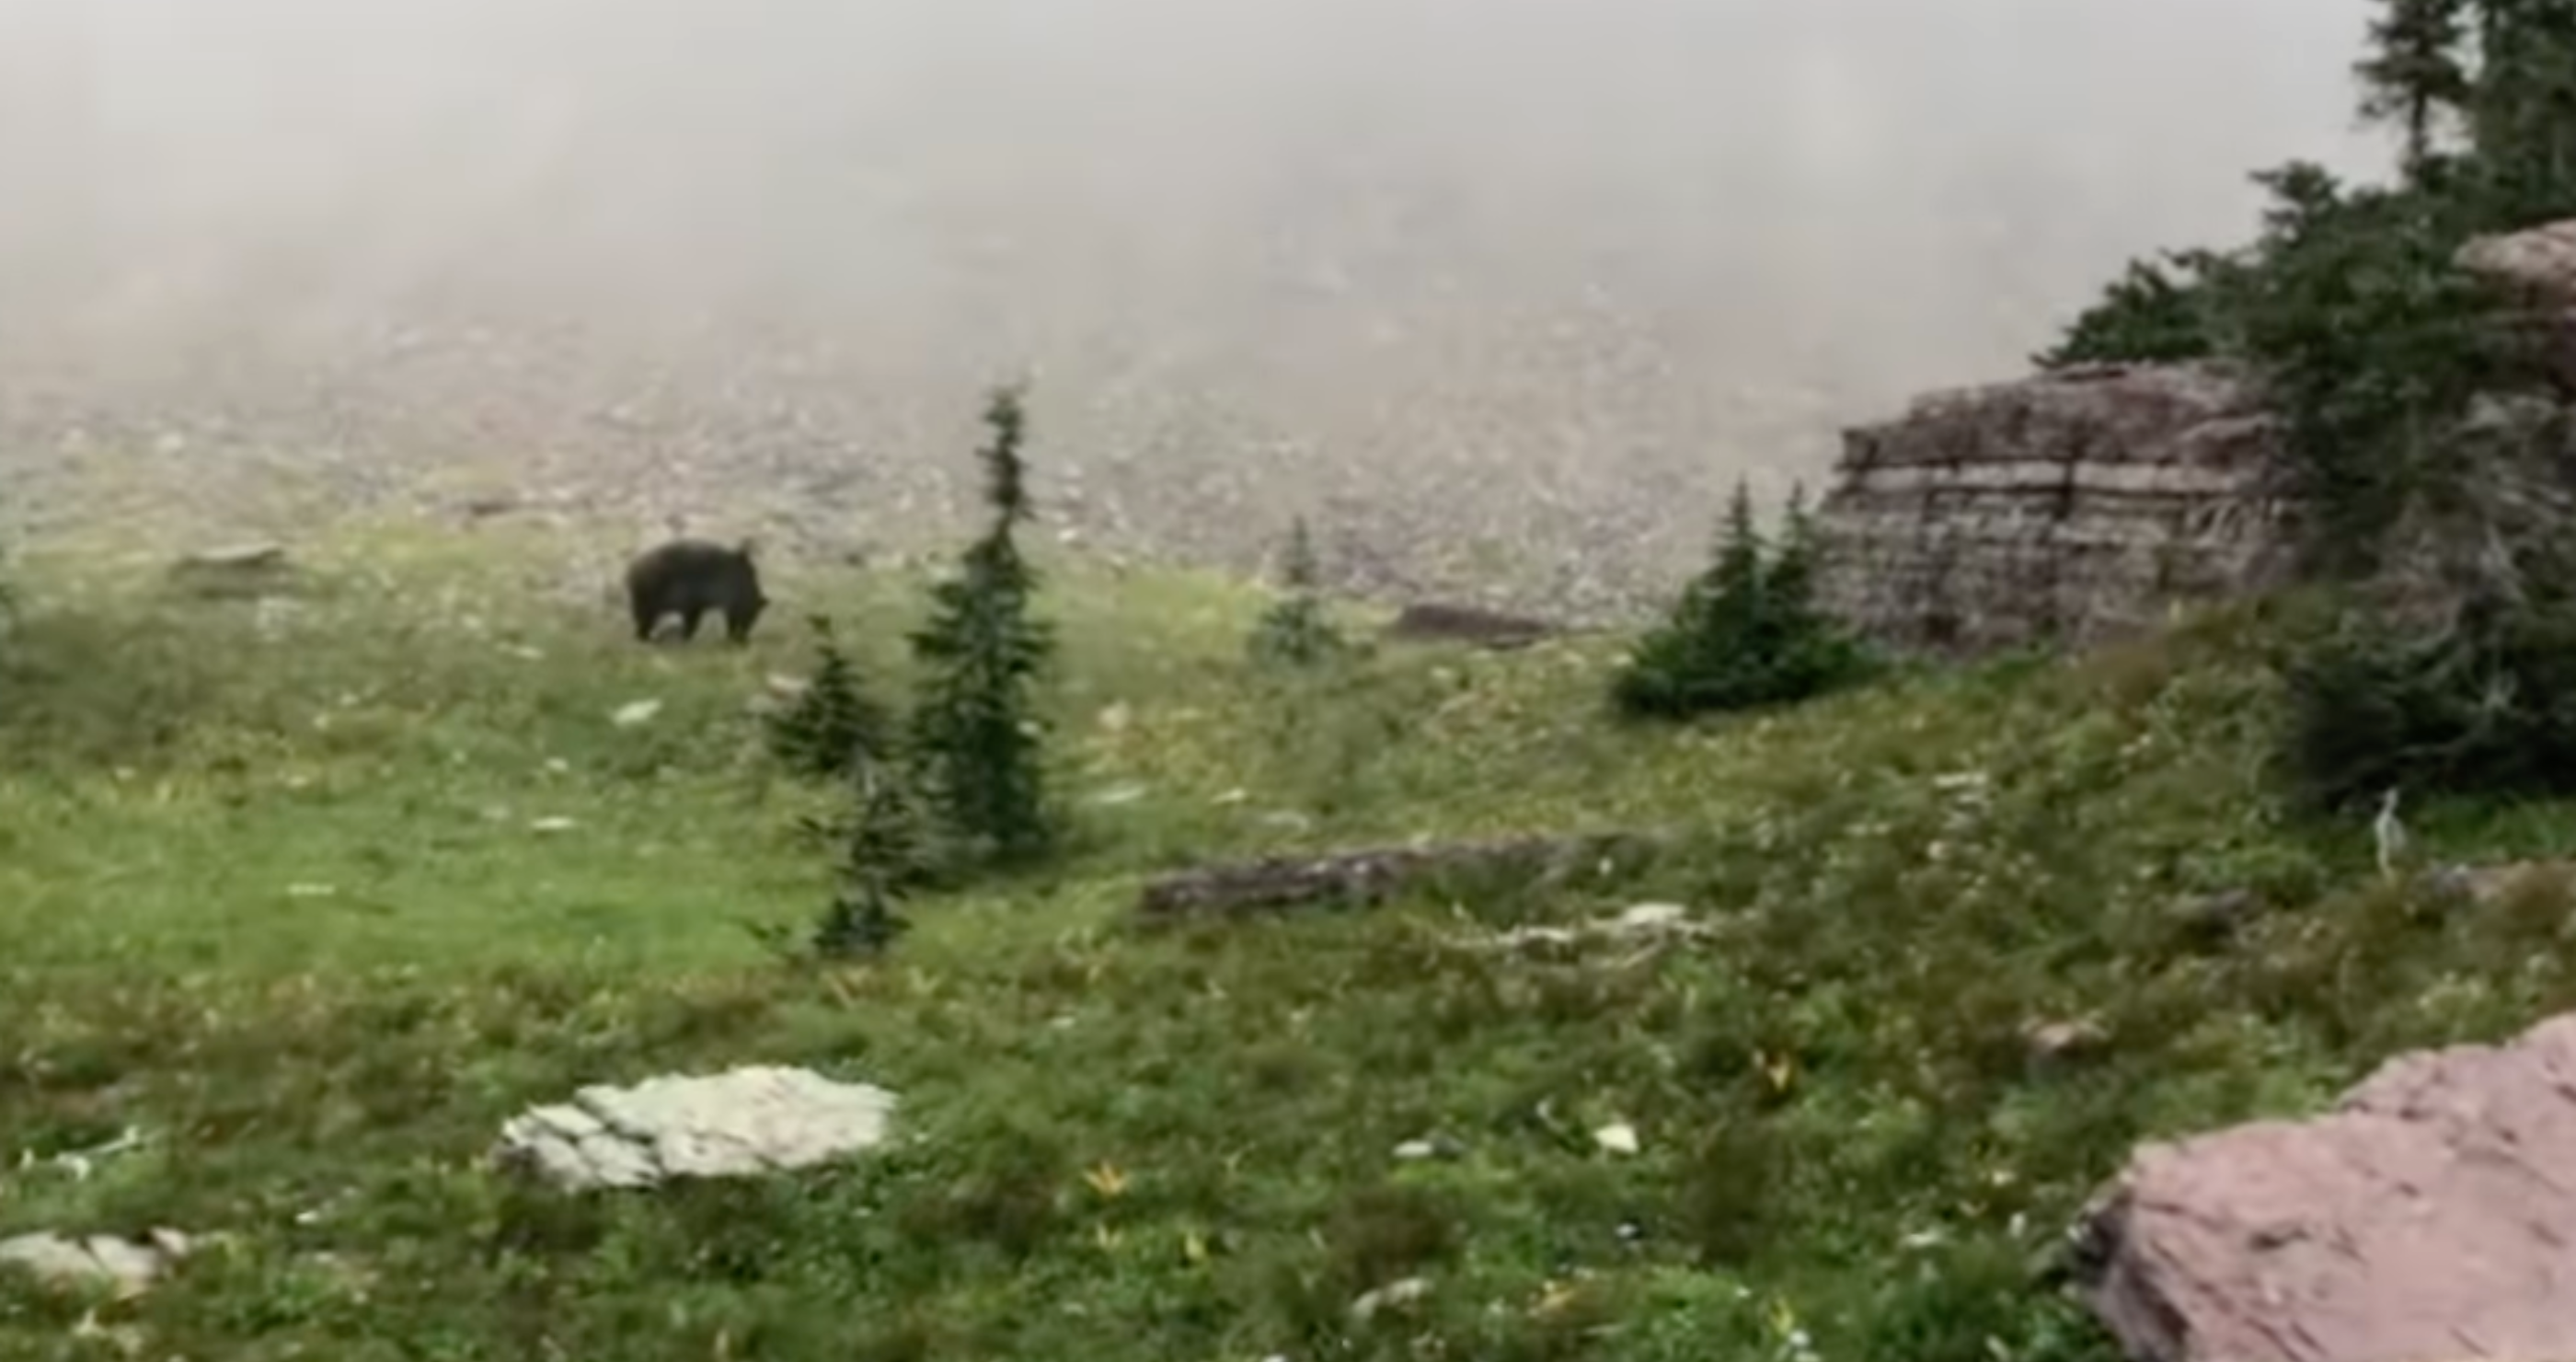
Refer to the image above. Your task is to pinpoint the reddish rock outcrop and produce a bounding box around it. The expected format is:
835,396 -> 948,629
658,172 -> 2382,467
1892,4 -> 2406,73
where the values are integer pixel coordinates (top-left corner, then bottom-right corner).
1811,362 -> 2291,656
2076,1011 -> 2576,1362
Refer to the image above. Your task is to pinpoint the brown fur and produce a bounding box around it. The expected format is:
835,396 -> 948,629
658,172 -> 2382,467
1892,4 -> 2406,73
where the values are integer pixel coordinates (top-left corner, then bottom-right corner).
623,537 -> 770,645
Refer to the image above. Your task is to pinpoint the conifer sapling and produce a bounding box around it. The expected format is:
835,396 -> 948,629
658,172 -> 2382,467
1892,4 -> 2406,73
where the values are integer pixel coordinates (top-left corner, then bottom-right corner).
906,384 -> 1059,866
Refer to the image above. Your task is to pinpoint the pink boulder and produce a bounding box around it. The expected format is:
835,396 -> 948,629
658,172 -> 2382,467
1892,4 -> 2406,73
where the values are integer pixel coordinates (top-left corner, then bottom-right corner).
2077,1012 -> 2576,1362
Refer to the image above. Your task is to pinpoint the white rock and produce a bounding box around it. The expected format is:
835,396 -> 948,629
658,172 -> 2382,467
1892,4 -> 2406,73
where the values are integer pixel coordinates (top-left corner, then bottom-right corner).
1089,782 -> 1149,807
0,1229 -> 190,1297
1351,1275 -> 1432,1322
493,1065 -> 899,1191
1392,1134 -> 1464,1161
529,816 -> 579,834
175,541 -> 284,571
611,699 -> 664,728
1593,1122 -> 1641,1156
1612,903 -> 1688,931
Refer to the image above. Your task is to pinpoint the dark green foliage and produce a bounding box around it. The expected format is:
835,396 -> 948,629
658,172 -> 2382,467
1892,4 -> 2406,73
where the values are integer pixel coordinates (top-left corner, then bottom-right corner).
2037,0 -> 2576,806
765,614 -> 895,782
2281,487 -> 2576,811
2037,0 -> 2573,572
2225,163 -> 2543,578
751,753 -> 928,962
1247,517 -> 1347,669
811,756 -> 926,959
907,385 -> 1059,867
1853,1244 -> 2123,1362
1612,480 -> 1873,721
2458,0 -> 2576,220
2357,0 -> 2473,174
2030,249 -> 2236,370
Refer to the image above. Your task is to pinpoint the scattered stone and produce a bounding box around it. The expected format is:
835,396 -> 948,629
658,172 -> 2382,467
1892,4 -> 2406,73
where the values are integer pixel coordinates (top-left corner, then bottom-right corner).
1593,1122 -> 1641,1156
176,541 -> 287,572
493,1065 -> 899,1191
2165,887 -> 2260,941
1097,701 -> 1134,733
2426,858 -> 2576,907
1135,830 -> 1670,923
168,541 -> 299,598
16,1125 -> 150,1182
1088,782 -> 1150,808
2024,1018 -> 2110,1070
1472,901 -> 1719,954
1392,1134 -> 1466,1162
529,817 -> 579,834
0,1229 -> 191,1297
286,883 -> 338,899
1609,902 -> 1686,931
2075,1010 -> 2576,1362
1350,1275 -> 1432,1323
611,698 -> 664,728
1252,810 -> 1317,836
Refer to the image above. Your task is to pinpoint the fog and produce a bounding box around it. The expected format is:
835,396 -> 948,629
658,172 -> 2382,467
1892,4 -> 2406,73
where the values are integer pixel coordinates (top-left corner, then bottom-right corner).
0,0 -> 2387,608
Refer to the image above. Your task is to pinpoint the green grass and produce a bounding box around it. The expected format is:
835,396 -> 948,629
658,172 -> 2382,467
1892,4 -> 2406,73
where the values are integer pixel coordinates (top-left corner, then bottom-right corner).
6,521 -> 2576,1360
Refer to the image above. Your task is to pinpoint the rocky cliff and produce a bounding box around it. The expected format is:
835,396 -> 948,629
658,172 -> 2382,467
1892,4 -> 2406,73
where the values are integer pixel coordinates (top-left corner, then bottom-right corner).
1810,361 -> 2290,655
1808,215 -> 2576,658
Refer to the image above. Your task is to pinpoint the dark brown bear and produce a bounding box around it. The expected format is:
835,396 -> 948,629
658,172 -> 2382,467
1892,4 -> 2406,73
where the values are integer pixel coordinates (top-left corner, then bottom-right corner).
623,537 -> 770,645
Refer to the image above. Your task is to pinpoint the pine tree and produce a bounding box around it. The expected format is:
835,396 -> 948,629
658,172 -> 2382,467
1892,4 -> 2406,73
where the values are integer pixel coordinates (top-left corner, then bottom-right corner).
1611,479 -> 1871,721
2463,0 -> 2576,218
1248,516 -> 1347,668
807,754 -> 926,959
2357,0 -> 2474,178
765,613 -> 895,782
1765,483 -> 1822,628
906,384 -> 1058,866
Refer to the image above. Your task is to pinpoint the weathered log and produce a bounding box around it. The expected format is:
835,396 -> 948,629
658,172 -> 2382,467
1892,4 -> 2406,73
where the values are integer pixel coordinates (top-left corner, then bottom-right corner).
1134,829 -> 1669,923
1381,601 -> 1570,651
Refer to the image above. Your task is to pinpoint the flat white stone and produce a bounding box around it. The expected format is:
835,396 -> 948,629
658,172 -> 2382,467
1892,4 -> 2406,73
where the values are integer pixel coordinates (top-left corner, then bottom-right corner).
496,1065 -> 898,1191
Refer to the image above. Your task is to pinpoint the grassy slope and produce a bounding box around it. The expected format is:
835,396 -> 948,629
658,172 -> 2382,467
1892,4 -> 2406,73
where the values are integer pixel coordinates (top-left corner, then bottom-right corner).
5,522 -> 2575,1361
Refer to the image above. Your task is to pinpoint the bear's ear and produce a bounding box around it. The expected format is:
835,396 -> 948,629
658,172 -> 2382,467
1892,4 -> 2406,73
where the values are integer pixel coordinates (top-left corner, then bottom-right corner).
735,536 -> 760,561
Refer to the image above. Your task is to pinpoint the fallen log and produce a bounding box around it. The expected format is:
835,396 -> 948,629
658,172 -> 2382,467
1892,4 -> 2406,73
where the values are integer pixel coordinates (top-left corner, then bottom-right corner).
1134,828 -> 1670,923
1382,602 -> 1574,652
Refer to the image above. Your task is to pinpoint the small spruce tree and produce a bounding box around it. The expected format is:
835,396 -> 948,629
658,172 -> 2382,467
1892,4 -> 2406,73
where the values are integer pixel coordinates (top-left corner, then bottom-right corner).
809,754 -> 927,959
2356,0 -> 2473,179
1248,516 -> 1347,668
907,384 -> 1059,866
765,613 -> 895,782
1611,479 -> 1871,721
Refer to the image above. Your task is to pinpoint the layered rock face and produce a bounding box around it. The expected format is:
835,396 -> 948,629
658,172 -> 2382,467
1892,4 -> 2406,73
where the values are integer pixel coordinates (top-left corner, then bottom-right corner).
1811,361 -> 2290,656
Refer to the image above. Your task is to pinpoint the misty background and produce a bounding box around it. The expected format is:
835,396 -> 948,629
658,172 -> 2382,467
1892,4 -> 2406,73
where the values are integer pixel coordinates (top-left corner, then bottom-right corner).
0,0 -> 2386,613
